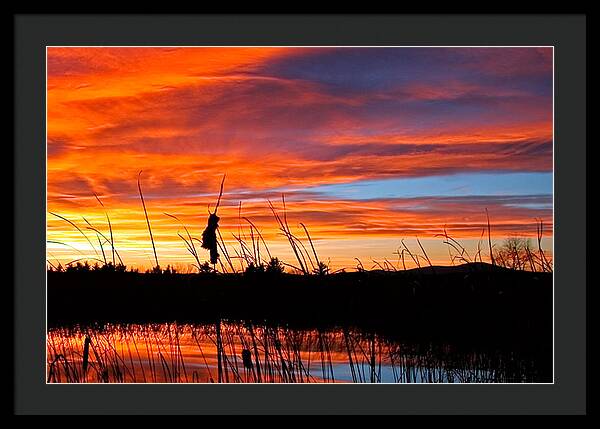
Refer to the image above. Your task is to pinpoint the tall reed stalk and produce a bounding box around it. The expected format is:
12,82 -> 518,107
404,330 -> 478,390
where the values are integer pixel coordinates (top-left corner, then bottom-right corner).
138,171 -> 159,270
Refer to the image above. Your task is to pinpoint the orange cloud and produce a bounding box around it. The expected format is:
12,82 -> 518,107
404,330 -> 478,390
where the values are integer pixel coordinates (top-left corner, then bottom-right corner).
47,47 -> 553,271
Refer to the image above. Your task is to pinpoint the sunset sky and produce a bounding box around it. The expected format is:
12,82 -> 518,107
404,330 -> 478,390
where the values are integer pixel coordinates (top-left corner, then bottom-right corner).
47,47 -> 553,271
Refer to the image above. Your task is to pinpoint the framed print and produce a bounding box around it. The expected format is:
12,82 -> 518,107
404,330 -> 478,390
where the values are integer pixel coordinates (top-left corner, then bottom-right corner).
14,14 -> 587,415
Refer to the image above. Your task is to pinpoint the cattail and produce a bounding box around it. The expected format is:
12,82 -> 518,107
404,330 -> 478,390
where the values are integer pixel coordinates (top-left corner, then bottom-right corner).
82,335 -> 91,378
241,349 -> 253,370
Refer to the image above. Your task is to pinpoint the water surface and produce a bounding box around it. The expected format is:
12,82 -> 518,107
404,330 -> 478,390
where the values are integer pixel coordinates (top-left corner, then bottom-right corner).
47,322 -> 543,383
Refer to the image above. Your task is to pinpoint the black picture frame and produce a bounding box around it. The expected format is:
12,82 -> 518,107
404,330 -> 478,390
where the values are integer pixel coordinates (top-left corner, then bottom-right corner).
14,14 -> 586,415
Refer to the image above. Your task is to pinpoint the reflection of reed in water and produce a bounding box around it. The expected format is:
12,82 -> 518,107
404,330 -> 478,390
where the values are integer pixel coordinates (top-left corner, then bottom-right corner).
46,322 -> 540,383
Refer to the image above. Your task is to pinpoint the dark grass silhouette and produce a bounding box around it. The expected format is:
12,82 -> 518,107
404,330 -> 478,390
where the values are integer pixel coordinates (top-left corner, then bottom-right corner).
47,176 -> 553,383
48,184 -> 552,341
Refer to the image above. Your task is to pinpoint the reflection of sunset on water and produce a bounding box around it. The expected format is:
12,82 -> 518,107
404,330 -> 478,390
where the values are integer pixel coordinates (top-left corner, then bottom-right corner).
47,323 -> 541,383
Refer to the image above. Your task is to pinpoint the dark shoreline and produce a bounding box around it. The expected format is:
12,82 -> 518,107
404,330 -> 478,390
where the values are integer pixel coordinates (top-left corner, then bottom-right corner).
48,263 -> 552,346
